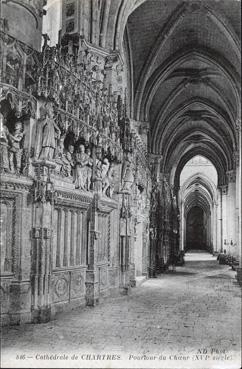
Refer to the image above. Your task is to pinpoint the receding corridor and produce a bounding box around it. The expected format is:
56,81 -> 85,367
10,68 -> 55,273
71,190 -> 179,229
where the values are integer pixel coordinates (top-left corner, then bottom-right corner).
2,253 -> 241,369
0,1 -> 241,368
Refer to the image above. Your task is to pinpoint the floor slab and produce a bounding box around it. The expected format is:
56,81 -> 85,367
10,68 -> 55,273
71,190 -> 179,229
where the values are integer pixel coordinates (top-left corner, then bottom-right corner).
1,253 -> 241,369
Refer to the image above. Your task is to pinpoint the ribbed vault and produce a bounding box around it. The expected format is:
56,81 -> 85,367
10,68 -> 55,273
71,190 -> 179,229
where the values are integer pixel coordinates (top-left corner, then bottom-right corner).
121,0 -> 241,188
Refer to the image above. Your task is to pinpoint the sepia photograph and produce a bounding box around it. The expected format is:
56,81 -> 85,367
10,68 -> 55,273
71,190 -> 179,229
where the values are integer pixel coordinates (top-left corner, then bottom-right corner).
0,0 -> 241,368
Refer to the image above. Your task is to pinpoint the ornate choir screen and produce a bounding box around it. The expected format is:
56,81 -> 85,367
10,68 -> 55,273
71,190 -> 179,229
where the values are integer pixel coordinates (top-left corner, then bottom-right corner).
0,27 -> 153,325
0,0 -> 181,324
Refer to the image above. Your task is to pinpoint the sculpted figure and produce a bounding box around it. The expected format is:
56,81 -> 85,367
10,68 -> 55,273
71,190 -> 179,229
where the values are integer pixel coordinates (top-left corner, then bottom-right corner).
102,162 -> 118,198
122,156 -> 134,192
92,148 -> 103,192
101,158 -> 110,193
55,139 -> 75,177
8,121 -> 24,174
39,103 -> 60,161
54,136 -> 66,174
74,144 -> 89,190
86,147 -> 93,190
65,144 -> 74,177
0,114 -> 10,172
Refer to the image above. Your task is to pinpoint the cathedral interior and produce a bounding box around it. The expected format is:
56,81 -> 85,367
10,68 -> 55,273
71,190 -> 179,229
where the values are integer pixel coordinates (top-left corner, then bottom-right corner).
0,1 -> 241,361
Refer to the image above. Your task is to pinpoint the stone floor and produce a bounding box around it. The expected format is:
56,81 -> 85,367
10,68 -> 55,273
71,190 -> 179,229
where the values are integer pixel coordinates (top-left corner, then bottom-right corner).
1,252 -> 241,369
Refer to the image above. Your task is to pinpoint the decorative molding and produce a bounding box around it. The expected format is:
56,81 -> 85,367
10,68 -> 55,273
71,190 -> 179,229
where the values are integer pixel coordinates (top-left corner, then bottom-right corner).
0,177 -> 33,191
54,189 -> 92,209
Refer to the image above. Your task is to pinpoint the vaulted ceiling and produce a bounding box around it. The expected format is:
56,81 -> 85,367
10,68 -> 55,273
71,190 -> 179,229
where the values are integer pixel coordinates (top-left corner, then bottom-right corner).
181,172 -> 217,217
123,0 -> 241,185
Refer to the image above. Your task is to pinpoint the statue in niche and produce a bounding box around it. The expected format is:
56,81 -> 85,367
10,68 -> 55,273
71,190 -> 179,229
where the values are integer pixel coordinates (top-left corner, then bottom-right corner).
101,157 -> 110,189
8,121 -> 24,174
86,147 -> 93,190
92,147 -> 103,192
74,144 -> 89,190
39,102 -> 60,161
137,185 -> 144,213
121,155 -> 134,192
64,144 -> 75,177
0,113 -> 10,173
54,136 -> 67,175
102,162 -> 119,198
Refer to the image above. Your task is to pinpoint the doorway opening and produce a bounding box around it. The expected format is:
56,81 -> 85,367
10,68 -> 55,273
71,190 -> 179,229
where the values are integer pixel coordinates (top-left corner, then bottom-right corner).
186,206 -> 208,251
179,155 -> 218,255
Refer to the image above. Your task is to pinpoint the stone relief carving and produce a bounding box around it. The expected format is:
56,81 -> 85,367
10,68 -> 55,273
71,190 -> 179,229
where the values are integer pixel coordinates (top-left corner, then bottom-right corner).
54,276 -> 69,299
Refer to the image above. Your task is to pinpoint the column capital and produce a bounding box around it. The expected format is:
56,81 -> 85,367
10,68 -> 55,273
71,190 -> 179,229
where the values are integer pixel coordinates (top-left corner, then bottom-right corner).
219,184 -> 228,195
226,169 -> 236,183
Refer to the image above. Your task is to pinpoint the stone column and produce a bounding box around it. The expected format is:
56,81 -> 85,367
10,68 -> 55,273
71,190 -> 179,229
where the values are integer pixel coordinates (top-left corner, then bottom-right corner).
235,121 -> 242,284
220,184 -> 228,253
226,170 -> 236,255
31,161 -> 55,323
212,201 -> 218,253
119,192 -> 132,292
180,199 -> 185,251
217,188 -> 223,253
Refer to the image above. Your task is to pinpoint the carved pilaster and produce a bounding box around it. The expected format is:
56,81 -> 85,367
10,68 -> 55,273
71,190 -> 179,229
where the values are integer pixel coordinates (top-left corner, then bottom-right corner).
85,194 -> 100,306
31,225 -> 52,323
31,161 -> 55,323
